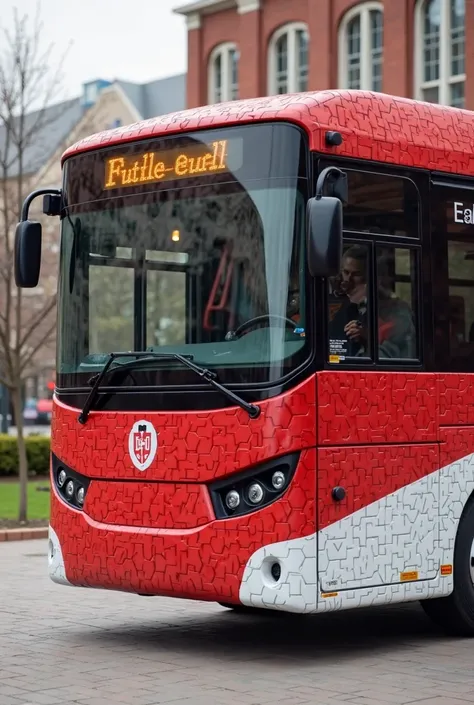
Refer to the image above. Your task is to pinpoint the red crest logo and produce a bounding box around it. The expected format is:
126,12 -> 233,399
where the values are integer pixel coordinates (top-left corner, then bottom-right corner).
128,420 -> 158,471
134,425 -> 152,465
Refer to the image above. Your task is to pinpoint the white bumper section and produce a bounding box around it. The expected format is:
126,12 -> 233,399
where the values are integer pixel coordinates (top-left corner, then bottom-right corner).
48,525 -> 72,586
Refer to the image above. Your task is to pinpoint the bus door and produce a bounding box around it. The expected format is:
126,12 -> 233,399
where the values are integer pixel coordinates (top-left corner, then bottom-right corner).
318,164 -> 440,595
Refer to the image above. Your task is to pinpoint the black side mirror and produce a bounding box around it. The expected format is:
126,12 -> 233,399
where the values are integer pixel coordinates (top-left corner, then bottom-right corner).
14,187 -> 61,288
14,220 -> 42,288
306,197 -> 342,277
306,166 -> 346,278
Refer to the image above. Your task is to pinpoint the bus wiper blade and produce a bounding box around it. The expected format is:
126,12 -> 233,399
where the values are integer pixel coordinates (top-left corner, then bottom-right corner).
78,351 -> 193,425
86,354 -> 195,387
78,351 -> 260,425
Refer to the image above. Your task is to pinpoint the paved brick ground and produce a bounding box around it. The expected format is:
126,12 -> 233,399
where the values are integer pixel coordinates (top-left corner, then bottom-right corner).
1,539 -> 473,705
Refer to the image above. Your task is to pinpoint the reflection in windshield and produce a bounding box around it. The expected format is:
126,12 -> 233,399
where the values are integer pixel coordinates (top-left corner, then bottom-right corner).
57,181 -> 307,386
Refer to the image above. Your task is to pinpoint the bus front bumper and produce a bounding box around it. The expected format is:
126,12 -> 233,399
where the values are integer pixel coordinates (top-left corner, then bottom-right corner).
48,477 -> 317,613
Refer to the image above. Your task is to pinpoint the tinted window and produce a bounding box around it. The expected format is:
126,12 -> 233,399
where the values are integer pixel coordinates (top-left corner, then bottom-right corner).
432,183 -> 474,372
342,171 -> 420,238
327,242 -> 419,364
57,123 -> 310,390
64,122 -> 307,207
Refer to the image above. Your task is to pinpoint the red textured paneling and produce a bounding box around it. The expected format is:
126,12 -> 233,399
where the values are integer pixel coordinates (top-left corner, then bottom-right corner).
438,374 -> 474,427
85,481 -> 213,529
317,371 -> 437,446
51,449 -> 316,599
440,427 -> 474,467
51,377 -> 316,482
318,444 -> 440,531
62,91 -> 474,178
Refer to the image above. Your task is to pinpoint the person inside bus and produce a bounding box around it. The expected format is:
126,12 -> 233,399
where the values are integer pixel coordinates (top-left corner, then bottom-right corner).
328,245 -> 416,359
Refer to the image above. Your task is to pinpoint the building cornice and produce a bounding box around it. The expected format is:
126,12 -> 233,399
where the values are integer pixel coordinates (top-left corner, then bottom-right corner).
237,0 -> 260,13
174,0 -> 236,17
186,12 -> 201,29
174,0 -> 260,25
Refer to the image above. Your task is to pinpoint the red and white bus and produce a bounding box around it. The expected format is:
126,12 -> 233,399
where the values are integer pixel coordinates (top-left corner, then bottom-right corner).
15,89 -> 474,636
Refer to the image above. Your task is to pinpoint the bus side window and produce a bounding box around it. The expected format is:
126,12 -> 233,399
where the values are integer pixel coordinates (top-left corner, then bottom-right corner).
376,246 -> 419,361
327,243 -> 420,363
328,243 -> 372,361
431,184 -> 474,372
447,241 -> 474,368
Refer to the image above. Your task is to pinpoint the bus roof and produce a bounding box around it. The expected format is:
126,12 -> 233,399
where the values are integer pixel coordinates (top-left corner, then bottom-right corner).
61,89 -> 474,177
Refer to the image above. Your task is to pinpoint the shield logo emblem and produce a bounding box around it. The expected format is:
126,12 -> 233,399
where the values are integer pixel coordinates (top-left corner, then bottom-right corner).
128,420 -> 158,471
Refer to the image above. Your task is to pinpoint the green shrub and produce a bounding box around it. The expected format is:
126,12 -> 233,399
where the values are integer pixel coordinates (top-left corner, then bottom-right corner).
0,434 -> 50,478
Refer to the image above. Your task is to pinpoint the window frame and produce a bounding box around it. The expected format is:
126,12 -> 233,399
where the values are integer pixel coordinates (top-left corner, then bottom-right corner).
317,158 -> 426,371
326,238 -> 423,368
430,175 -> 474,372
267,22 -> 310,95
414,0 -> 465,107
208,42 -> 239,104
338,1 -> 384,91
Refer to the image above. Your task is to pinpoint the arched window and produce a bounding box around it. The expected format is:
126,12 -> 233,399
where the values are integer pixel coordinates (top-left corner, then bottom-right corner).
268,23 -> 309,95
208,43 -> 239,104
415,0 -> 465,107
338,3 -> 384,91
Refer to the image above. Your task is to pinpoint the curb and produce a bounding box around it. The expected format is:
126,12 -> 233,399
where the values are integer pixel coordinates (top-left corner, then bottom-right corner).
0,527 -> 48,542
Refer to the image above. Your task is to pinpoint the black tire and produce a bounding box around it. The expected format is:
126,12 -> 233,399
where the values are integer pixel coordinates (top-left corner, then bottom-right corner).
421,499 -> 474,636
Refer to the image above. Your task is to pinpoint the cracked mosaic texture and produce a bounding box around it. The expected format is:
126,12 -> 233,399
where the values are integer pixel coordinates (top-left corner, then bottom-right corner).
48,525 -> 71,587
51,377 -> 315,483
318,467 -> 439,592
50,369 -> 474,613
439,429 -> 474,559
317,372 -> 437,445
241,438 -> 474,613
317,443 -> 439,531
62,91 -> 474,178
240,446 -> 440,612
50,450 -> 316,601
240,466 -> 444,614
85,481 -> 212,529
438,373 -> 474,426
52,89 -> 474,613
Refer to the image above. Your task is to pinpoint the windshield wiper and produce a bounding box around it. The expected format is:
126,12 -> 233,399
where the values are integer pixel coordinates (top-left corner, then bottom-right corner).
78,351 -> 260,425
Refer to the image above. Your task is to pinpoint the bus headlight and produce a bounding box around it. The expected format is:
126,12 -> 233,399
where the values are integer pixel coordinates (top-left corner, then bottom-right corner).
271,471 -> 286,490
209,452 -> 299,519
247,483 -> 264,505
52,454 -> 90,511
225,490 -> 241,510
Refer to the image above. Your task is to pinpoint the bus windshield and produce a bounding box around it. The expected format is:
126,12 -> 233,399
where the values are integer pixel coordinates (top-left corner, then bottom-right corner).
57,123 -> 309,388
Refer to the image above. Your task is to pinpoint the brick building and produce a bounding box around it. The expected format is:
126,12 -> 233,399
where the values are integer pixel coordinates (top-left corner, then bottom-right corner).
175,0 -> 472,110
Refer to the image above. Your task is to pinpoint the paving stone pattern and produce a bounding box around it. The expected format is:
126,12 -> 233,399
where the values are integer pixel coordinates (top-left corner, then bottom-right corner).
1,539 -> 473,705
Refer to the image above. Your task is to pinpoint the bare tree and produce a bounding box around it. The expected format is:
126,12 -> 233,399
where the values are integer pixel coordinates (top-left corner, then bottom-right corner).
0,3 -> 69,522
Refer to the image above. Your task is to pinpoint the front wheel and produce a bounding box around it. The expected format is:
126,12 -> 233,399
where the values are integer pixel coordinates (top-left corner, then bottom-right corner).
421,499 -> 474,636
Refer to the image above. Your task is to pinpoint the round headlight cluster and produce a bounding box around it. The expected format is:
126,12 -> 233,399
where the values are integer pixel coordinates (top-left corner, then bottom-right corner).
248,482 -> 264,504
57,468 -> 85,507
271,471 -> 286,490
225,490 -> 240,510
223,469 -> 288,513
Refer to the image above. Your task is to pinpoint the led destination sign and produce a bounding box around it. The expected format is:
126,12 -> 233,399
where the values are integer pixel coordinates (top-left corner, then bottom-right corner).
104,139 -> 238,189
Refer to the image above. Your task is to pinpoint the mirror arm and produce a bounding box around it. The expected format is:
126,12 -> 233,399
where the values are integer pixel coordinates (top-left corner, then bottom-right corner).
20,188 -> 61,221
315,167 -> 347,204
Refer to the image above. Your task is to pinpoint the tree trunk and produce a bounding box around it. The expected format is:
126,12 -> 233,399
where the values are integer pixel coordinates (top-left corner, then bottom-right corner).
12,385 -> 28,522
